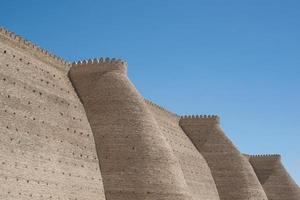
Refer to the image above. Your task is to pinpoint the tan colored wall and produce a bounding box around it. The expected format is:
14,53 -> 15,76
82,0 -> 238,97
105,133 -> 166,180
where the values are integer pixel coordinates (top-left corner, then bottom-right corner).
1,27 -> 299,200
145,101 -> 220,200
69,59 -> 192,200
0,29 -> 106,200
179,116 -> 268,200
249,155 -> 300,200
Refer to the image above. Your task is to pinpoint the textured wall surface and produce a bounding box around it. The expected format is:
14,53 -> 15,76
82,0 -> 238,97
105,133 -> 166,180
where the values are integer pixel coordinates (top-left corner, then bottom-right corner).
179,116 -> 268,200
69,60 -> 192,200
146,101 -> 220,200
0,29 -> 106,200
1,27 -> 299,200
249,155 -> 300,200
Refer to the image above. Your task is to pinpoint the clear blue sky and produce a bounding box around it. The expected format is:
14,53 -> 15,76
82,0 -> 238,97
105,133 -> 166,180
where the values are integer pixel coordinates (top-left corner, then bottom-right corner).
1,0 -> 299,185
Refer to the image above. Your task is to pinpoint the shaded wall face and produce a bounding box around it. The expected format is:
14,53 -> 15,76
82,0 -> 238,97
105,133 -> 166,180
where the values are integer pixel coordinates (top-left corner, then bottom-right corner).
0,36 -> 106,200
180,118 -> 268,200
69,62 -> 192,200
146,103 -> 220,200
250,156 -> 300,200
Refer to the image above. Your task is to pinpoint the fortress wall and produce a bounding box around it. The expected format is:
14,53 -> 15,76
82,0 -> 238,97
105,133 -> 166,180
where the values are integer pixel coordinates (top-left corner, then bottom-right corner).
179,116 -> 268,200
145,100 -> 220,200
0,27 -> 69,72
0,30 -> 106,200
249,155 -> 300,200
69,59 -> 192,200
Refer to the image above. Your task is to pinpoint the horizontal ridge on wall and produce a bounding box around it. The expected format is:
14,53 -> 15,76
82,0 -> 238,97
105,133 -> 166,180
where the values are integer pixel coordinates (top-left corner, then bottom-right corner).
0,27 -> 70,67
72,58 -> 127,66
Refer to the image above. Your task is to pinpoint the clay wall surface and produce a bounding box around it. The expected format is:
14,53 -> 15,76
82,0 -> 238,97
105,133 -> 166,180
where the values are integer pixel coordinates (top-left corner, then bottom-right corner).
179,116 -> 268,200
0,29 -> 106,200
249,155 -> 300,200
145,100 -> 220,200
1,27 -> 299,200
69,59 -> 192,200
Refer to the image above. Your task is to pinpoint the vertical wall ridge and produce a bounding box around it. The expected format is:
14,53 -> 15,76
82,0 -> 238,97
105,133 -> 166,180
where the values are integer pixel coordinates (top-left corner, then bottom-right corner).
146,103 -> 220,200
69,59 -> 192,200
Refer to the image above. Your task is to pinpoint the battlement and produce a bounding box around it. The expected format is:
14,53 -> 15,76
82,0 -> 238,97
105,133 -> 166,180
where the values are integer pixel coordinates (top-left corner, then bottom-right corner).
72,57 -> 127,66
144,99 -> 179,117
181,115 -> 219,119
70,57 -> 127,76
0,27 -> 69,69
180,115 -> 220,124
248,154 -> 281,159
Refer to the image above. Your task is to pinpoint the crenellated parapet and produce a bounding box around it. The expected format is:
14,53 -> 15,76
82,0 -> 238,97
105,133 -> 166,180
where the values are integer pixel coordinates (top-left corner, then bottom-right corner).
0,27 -> 69,69
72,57 -> 127,66
71,57 -> 127,76
180,114 -> 220,125
181,114 -> 219,119
249,154 -> 281,159
144,99 -> 179,117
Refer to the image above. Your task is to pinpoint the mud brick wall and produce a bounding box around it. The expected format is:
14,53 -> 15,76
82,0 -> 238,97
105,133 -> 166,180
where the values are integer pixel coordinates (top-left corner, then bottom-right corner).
145,100 -> 220,200
0,29 -> 106,200
69,59 -> 192,200
179,116 -> 268,200
249,155 -> 300,200
1,26 -> 299,200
